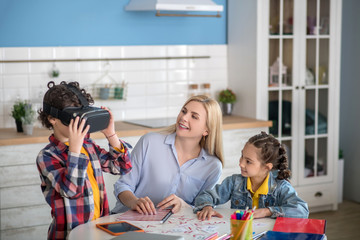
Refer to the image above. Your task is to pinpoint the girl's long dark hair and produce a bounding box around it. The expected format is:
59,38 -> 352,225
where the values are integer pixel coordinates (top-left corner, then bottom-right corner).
248,131 -> 291,181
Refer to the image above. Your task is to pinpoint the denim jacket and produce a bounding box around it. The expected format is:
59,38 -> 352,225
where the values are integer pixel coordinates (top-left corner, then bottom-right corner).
193,172 -> 309,218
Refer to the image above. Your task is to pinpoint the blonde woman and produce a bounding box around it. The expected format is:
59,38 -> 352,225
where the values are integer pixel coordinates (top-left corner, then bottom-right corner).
112,95 -> 224,215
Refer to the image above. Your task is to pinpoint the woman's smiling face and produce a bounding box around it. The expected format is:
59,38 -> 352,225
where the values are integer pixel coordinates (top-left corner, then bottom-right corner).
176,100 -> 208,139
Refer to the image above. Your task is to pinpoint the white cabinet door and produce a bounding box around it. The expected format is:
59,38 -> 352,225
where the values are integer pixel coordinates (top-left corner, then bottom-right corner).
297,0 -> 341,187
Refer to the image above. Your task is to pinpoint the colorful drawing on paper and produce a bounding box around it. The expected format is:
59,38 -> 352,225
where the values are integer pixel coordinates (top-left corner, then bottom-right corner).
116,209 -> 170,221
144,214 -> 227,240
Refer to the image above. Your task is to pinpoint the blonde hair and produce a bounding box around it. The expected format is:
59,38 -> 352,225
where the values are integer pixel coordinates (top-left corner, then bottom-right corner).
162,95 -> 224,166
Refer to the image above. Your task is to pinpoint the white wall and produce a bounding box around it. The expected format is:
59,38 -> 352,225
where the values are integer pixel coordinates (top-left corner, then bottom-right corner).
0,45 -> 228,128
227,0 -> 258,119
340,0 -> 360,202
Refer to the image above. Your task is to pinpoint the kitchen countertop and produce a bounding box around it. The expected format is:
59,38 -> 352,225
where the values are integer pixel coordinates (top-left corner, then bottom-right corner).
0,115 -> 271,146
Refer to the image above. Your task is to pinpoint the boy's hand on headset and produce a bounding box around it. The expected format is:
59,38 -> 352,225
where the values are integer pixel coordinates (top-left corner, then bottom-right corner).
100,106 -> 116,137
69,117 -> 90,154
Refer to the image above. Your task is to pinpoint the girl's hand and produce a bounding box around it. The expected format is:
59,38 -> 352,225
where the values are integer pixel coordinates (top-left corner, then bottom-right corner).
130,196 -> 157,215
196,206 -> 223,221
68,117 -> 90,154
157,194 -> 186,214
100,106 -> 116,137
253,208 -> 272,218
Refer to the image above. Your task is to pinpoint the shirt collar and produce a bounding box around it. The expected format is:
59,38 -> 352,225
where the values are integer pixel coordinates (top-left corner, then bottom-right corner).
164,132 -> 208,161
247,173 -> 270,197
49,134 -> 68,152
49,133 -> 91,153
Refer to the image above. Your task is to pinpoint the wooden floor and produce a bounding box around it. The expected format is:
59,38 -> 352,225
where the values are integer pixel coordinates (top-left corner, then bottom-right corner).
309,200 -> 360,239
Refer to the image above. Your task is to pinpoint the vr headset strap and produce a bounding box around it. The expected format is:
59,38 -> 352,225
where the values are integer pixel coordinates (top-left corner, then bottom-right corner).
65,84 -> 89,107
43,102 -> 71,119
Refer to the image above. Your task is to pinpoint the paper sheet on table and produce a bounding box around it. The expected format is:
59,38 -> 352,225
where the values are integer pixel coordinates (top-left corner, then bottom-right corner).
116,209 -> 170,221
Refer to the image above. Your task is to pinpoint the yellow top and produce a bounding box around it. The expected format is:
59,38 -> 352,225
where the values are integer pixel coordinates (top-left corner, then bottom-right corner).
64,142 -> 100,220
247,174 -> 270,209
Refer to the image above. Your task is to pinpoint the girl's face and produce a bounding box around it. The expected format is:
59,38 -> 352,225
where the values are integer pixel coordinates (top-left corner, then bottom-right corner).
176,100 -> 208,140
239,143 -> 269,178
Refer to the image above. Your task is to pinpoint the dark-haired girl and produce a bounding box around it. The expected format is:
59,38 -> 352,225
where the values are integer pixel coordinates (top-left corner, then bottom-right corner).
194,131 -> 309,220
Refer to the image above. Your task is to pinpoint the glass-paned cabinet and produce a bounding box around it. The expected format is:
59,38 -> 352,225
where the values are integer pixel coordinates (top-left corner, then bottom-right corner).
268,0 -> 295,184
228,0 -> 341,210
266,0 -> 337,186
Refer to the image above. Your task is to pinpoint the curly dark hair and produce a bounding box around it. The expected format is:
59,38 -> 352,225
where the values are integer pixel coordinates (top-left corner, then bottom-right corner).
248,131 -> 291,181
38,81 -> 94,129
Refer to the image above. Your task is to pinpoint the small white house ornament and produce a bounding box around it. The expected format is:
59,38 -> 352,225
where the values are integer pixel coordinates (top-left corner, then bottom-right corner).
269,57 -> 288,86
306,68 -> 315,85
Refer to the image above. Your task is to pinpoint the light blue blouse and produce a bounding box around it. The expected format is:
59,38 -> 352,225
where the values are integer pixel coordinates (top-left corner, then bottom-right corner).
112,132 -> 222,213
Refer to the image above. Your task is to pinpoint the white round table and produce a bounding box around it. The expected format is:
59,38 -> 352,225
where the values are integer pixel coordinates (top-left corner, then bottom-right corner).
69,206 -> 275,240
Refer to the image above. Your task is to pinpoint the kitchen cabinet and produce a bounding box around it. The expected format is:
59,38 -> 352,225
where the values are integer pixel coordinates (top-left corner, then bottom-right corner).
228,0 -> 342,211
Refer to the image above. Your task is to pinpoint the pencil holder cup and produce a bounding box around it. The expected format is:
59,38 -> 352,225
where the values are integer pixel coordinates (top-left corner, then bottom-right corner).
230,218 -> 253,240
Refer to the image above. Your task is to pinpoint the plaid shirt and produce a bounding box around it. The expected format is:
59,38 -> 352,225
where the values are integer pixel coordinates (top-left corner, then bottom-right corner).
36,134 -> 132,240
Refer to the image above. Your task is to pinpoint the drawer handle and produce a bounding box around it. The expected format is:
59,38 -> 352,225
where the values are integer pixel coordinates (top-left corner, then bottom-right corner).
314,192 -> 323,197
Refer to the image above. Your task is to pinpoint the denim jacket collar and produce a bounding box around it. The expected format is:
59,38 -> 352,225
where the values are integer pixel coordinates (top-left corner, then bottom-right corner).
238,171 -> 278,196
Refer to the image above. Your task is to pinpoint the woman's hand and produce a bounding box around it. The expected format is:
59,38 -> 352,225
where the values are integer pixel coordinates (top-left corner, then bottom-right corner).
68,117 -> 90,154
196,206 -> 223,221
253,208 -> 272,218
157,194 -> 186,214
129,196 -> 157,215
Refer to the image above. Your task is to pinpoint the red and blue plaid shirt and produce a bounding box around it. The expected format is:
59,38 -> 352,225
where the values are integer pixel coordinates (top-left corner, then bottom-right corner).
36,134 -> 132,240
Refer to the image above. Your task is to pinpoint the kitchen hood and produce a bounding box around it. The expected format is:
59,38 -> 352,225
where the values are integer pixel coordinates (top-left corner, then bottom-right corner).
125,0 -> 224,17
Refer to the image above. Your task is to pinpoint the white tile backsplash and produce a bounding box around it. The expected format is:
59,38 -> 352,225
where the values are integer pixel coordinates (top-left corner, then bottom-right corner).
54,46 -> 79,59
3,48 -> 29,60
187,45 -> 210,56
125,107 -> 147,120
3,75 -> 28,88
3,63 -> 29,74
167,69 -> 188,82
78,47 -> 101,59
167,45 -> 188,57
0,48 -> 4,60
55,61 -> 79,73
100,46 -> 123,59
146,82 -> 167,95
168,93 -> 188,107
29,62 -> 51,74
123,46 -> 167,58
146,95 -> 168,108
167,59 -> 188,69
127,83 -> 147,96
0,45 -> 227,128
29,47 -> 53,60
168,82 -> 188,94
3,88 -> 30,102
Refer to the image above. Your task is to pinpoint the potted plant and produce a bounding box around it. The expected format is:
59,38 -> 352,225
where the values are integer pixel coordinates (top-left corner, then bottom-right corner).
11,100 -> 26,132
218,89 -> 237,115
21,102 -> 36,135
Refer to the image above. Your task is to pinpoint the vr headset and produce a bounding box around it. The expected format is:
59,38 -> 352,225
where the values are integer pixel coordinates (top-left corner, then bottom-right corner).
43,84 -> 110,133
